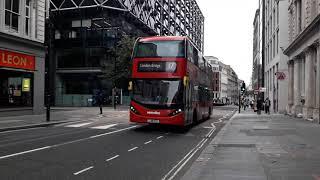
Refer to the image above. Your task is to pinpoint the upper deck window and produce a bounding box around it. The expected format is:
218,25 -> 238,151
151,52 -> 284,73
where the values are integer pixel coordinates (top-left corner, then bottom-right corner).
134,40 -> 185,58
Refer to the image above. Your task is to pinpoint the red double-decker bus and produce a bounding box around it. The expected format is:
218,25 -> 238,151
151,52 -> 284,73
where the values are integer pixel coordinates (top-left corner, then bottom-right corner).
129,36 -> 213,126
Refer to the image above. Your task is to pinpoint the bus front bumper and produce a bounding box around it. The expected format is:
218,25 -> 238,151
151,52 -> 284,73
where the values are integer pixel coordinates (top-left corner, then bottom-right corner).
130,112 -> 185,126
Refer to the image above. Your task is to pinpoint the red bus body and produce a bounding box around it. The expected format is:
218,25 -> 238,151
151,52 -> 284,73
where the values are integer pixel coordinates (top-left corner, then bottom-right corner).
130,36 -> 213,126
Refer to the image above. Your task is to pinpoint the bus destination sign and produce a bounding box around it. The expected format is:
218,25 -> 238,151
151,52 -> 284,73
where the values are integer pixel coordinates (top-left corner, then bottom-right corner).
138,62 -> 177,72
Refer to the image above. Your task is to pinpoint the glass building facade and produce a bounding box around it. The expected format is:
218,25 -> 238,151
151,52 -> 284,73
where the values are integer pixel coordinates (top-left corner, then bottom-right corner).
49,0 -> 204,106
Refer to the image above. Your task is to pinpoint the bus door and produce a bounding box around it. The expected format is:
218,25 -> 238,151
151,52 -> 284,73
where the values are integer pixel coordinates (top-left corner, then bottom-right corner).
184,79 -> 192,125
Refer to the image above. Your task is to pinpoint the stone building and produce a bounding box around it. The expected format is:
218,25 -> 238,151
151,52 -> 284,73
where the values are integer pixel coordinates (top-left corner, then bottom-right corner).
205,56 -> 221,101
284,0 -> 320,121
227,66 -> 239,104
253,9 -> 263,91
205,56 -> 239,105
264,0 -> 289,113
0,0 -> 46,115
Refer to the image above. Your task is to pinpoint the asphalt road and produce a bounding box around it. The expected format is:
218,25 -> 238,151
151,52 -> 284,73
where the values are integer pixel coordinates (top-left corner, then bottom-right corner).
0,106 -> 236,180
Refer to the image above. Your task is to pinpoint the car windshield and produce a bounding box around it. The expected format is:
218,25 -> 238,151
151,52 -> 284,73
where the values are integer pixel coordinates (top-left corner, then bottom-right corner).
134,40 -> 185,58
132,79 -> 183,108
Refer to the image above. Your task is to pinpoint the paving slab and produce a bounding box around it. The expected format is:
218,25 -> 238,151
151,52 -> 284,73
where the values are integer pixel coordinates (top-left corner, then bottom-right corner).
181,110 -> 320,180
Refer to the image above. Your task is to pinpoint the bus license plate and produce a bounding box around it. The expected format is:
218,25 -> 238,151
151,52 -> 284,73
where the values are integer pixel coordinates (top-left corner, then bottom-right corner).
147,119 -> 160,124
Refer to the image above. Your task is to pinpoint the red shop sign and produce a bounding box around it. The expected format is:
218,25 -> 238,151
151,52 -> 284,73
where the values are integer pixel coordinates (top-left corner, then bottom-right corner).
0,49 -> 35,71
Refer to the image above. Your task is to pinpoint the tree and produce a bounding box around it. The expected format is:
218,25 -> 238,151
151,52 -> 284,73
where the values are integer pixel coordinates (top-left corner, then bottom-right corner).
102,35 -> 137,86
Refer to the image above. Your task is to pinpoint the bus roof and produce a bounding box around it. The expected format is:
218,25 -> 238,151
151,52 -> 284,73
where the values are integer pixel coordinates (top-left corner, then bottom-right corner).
139,36 -> 187,42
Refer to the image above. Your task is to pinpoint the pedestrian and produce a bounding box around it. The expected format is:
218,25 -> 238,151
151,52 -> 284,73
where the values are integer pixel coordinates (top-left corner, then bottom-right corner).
250,100 -> 254,109
256,98 -> 262,115
265,97 -> 271,114
97,90 -> 103,114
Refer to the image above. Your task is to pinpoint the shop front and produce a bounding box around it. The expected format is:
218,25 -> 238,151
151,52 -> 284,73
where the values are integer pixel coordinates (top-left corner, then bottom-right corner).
0,49 -> 36,110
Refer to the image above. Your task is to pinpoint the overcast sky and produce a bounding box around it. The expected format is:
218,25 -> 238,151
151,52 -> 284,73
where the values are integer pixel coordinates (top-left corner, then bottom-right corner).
197,0 -> 259,84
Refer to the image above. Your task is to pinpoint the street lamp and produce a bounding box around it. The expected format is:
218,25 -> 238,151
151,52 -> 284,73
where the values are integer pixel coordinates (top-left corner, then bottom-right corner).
112,27 -> 120,110
45,12 -> 54,122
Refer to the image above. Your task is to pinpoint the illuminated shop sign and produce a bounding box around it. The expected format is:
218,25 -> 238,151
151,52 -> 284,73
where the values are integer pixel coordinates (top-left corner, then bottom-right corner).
22,78 -> 31,92
0,49 -> 35,71
138,62 -> 177,72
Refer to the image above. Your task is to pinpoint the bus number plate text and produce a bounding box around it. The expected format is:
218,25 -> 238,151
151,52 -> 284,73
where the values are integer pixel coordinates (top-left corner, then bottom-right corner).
147,119 -> 160,124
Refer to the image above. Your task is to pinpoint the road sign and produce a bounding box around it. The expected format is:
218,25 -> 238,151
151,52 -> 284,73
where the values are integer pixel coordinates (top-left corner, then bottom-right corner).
276,72 -> 286,80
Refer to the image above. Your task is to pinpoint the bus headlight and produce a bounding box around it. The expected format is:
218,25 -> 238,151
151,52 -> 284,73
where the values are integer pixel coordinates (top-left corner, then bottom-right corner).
130,105 -> 140,115
169,109 -> 182,116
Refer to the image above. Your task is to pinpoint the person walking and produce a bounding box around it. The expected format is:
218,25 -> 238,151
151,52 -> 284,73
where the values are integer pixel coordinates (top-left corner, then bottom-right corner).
256,98 -> 262,115
97,90 -> 104,114
265,97 -> 271,114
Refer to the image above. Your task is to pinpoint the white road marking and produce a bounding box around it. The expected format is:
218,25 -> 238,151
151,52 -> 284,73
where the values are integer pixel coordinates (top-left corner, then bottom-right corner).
73,166 -> 94,175
128,147 -> 138,152
0,146 -> 51,160
106,155 -> 119,162
90,126 -> 138,138
162,139 -> 207,180
144,140 -> 152,144
157,136 -> 164,139
66,122 -> 92,128
91,124 -> 117,130
166,139 -> 208,180
0,126 -> 138,160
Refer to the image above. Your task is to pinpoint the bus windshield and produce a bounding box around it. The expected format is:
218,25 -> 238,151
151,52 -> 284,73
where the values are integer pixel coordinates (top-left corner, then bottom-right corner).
134,40 -> 185,58
132,79 -> 183,108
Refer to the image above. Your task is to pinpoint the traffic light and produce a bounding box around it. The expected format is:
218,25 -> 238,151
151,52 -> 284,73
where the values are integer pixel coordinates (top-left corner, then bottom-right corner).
241,82 -> 246,95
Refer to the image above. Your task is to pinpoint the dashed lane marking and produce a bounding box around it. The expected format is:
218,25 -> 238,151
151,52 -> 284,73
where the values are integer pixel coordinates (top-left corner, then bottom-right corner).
144,140 -> 152,144
106,155 -> 119,162
73,166 -> 94,175
128,147 -> 138,152
0,126 -> 138,160
157,136 -> 164,139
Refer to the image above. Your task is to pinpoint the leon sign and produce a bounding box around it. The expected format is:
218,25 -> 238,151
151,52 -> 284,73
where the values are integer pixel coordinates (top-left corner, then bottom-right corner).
0,49 -> 35,71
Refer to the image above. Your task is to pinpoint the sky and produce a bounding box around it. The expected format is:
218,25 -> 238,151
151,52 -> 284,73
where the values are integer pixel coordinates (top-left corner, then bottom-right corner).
197,0 -> 259,84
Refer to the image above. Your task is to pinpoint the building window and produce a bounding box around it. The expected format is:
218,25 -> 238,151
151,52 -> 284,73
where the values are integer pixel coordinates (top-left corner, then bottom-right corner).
276,30 -> 279,54
5,0 -> 20,32
276,1 -> 279,26
296,0 -> 302,33
273,35 -> 275,57
269,70 -> 272,91
273,9 -> 275,30
25,0 -> 31,35
270,40 -> 273,60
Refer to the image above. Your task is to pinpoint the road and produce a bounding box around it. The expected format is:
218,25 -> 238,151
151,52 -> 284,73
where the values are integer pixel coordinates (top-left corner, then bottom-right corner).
0,106 -> 236,180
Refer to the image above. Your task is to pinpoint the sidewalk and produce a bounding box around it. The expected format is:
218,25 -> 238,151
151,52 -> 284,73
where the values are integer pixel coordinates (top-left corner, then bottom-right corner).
182,110 -> 320,180
0,106 -> 129,132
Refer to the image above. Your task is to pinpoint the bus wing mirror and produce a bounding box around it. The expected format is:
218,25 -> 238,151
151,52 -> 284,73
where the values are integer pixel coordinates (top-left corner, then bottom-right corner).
183,76 -> 189,87
128,81 -> 133,91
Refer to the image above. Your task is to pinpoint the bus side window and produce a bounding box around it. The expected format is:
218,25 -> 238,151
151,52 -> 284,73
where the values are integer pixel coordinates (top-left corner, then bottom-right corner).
187,41 -> 194,63
193,47 -> 198,66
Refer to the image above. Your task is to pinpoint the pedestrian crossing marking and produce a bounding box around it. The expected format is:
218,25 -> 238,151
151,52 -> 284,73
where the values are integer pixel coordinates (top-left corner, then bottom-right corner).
91,124 -> 118,130
66,122 -> 93,128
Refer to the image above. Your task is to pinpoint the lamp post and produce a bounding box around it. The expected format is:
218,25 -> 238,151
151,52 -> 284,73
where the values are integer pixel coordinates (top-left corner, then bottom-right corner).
112,27 -> 120,110
46,13 -> 54,122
